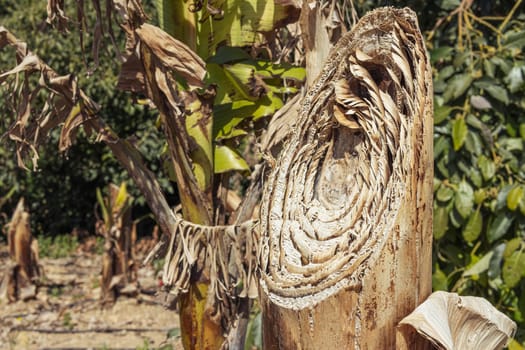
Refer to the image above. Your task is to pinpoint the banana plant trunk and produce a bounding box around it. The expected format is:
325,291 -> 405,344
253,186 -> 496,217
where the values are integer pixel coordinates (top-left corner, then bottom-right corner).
136,21 -> 224,350
258,8 -> 434,349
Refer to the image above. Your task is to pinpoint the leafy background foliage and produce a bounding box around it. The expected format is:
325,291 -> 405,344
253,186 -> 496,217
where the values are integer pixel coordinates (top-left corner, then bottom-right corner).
1,0 -> 525,347
428,2 -> 525,346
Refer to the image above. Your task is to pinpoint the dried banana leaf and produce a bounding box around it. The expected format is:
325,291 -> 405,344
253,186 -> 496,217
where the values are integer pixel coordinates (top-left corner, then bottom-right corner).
399,291 -> 516,350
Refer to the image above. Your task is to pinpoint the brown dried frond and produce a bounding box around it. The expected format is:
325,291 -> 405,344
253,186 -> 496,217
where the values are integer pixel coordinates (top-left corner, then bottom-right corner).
399,291 -> 516,350
7,198 -> 25,260
0,29 -> 94,169
46,0 -> 69,32
14,211 -> 34,281
45,0 -> 148,73
1,198 -> 41,302
134,23 -> 206,88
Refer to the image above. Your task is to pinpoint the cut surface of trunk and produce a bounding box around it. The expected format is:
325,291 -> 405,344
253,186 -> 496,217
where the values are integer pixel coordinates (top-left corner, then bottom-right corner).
259,7 -> 433,349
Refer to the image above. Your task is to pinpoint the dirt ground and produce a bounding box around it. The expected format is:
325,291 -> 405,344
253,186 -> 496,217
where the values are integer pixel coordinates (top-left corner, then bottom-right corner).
0,244 -> 183,350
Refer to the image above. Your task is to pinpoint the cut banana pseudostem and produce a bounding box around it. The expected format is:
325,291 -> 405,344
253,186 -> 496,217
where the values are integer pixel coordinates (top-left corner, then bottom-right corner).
259,6 -> 433,310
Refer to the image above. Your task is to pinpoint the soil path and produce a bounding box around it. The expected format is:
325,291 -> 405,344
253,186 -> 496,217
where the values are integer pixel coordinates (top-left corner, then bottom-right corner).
0,247 -> 182,350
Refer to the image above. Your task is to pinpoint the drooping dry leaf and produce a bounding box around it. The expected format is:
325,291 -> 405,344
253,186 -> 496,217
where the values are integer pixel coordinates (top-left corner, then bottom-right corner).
0,37 -> 83,168
118,19 -> 217,227
145,209 -> 259,328
117,22 -> 213,222
399,291 -> 516,350
113,0 -> 148,25
117,49 -> 146,93
135,23 -> 206,88
1,26 -> 177,250
59,102 -> 96,151
7,198 -> 25,259
46,0 -> 145,73
46,0 -> 69,31
0,54 -> 40,79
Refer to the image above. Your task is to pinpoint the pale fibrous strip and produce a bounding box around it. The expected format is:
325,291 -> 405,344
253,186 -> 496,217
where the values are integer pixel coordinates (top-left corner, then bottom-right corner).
259,7 -> 432,310
144,207 -> 259,317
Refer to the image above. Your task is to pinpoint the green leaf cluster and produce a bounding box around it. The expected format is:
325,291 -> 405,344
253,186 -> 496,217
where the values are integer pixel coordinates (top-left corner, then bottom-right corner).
155,0 -> 304,176
96,182 -> 133,231
38,234 -> 79,259
208,49 -> 304,173
424,0 -> 525,344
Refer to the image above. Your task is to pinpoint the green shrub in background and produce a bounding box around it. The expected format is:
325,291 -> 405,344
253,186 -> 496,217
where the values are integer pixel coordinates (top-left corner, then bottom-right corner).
0,0 -> 171,236
428,2 -> 525,345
